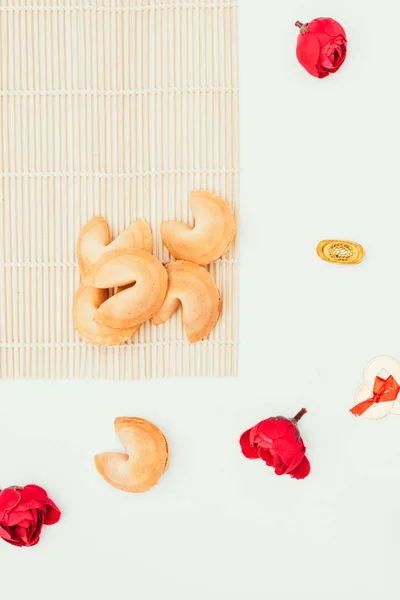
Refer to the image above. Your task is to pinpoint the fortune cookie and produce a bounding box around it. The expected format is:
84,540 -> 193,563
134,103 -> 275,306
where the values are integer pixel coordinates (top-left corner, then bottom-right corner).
161,190 -> 236,265
153,260 -> 220,343
95,417 -> 169,493
77,215 -> 153,274
89,248 -> 168,329
73,284 -> 140,346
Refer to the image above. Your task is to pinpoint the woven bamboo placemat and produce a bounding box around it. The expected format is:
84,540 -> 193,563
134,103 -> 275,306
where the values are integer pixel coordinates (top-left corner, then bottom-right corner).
0,0 -> 239,379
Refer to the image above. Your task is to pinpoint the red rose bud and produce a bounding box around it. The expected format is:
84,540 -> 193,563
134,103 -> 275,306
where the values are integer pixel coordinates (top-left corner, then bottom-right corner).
240,408 -> 310,480
295,18 -> 347,79
0,485 -> 61,547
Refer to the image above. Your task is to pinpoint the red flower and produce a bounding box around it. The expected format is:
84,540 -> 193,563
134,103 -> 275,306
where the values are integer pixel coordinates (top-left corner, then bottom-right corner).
295,18 -> 347,79
240,408 -> 310,480
0,485 -> 61,547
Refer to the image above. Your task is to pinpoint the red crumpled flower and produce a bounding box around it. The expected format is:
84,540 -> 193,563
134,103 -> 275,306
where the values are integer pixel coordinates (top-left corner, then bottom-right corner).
240,408 -> 310,480
0,485 -> 61,547
295,18 -> 347,79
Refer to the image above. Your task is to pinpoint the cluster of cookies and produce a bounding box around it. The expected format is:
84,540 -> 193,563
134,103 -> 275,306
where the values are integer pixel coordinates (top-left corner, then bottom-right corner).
73,190 -> 237,345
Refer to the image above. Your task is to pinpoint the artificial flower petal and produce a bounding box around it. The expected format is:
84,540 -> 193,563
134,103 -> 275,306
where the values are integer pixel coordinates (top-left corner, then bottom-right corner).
239,429 -> 259,459
274,464 -> 287,476
0,488 -> 21,520
285,450 -> 308,474
7,509 -> 35,527
258,448 -> 275,466
43,502 -> 62,526
273,426 -> 305,466
290,456 -> 311,480
0,524 -> 13,541
29,513 -> 44,546
15,525 -> 28,545
20,485 -> 49,503
18,486 -> 48,510
296,32 -> 321,78
16,519 -> 33,528
251,417 -> 291,442
307,17 -> 346,39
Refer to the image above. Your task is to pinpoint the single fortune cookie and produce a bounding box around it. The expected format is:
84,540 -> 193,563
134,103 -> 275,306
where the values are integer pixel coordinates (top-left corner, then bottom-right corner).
161,190 -> 236,265
95,417 -> 169,493
88,248 -> 168,329
73,284 -> 140,346
77,215 -> 153,275
316,240 -> 364,265
153,260 -> 221,343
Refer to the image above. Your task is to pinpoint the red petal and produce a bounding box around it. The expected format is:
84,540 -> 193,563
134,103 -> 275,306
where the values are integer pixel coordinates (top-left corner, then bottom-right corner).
16,519 -> 33,528
274,464 -> 286,476
18,485 -> 48,510
258,449 -> 285,473
273,426 -> 305,466
308,17 -> 346,40
239,428 -> 259,459
26,537 -> 40,547
0,489 -> 21,520
285,451 -> 307,474
272,452 -> 283,468
258,448 -> 274,466
325,45 -> 346,73
296,32 -> 321,78
251,418 -> 291,443
22,485 -> 48,498
4,539 -> 25,547
0,524 -> 13,541
43,500 -> 61,526
7,509 -> 35,527
15,525 -> 29,545
28,513 -> 44,545
290,456 -> 311,480
319,41 -> 345,70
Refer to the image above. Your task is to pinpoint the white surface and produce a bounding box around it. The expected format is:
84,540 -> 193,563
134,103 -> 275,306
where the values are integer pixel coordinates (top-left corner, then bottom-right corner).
1,1 -> 400,599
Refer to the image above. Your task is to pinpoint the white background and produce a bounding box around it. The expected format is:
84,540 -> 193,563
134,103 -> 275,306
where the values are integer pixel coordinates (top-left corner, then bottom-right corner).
1,1 -> 400,599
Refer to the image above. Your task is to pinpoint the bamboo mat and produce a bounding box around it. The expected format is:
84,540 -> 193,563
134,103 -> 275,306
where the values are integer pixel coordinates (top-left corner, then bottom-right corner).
0,0 -> 239,379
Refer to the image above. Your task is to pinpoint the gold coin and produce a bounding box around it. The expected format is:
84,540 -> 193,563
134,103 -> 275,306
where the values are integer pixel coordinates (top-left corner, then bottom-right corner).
316,240 -> 364,265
